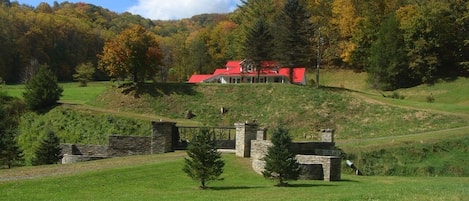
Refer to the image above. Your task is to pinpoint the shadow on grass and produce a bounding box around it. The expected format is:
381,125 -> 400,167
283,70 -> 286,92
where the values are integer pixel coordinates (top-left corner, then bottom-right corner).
335,179 -> 360,183
120,82 -> 199,98
209,186 -> 266,190
285,183 -> 337,188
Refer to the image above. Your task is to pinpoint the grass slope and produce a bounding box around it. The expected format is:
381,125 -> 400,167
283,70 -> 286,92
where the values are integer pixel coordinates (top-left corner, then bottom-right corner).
1,153 -> 468,201
93,83 -> 467,141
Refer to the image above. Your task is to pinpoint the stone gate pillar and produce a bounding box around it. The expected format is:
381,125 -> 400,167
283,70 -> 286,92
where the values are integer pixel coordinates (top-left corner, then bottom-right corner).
151,121 -> 177,154
235,122 -> 258,157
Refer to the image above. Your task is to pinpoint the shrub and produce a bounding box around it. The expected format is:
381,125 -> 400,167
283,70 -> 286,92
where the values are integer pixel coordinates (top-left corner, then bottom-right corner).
426,94 -> 435,103
390,91 -> 405,99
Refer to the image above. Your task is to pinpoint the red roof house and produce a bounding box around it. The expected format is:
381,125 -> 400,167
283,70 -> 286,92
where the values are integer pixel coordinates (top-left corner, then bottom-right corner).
188,60 -> 306,85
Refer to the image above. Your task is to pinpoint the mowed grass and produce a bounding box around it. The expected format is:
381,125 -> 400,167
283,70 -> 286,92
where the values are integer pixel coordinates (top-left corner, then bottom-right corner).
320,70 -> 469,115
2,82 -> 109,104
1,153 -> 468,201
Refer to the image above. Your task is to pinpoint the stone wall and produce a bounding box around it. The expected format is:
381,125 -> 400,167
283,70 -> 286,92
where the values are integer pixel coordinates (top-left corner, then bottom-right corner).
108,135 -> 151,157
61,144 -> 108,156
249,128 -> 342,181
251,140 -> 272,174
291,142 -> 336,155
61,144 -> 109,164
296,155 -> 341,181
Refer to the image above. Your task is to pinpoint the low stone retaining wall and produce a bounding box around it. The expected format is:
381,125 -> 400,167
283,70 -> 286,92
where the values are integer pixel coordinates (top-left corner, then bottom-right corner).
296,155 -> 341,181
250,139 -> 342,181
61,144 -> 108,156
108,135 -> 151,157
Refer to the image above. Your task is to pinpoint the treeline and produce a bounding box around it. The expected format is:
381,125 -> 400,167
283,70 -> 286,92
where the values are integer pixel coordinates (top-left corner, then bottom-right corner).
0,0 -> 468,89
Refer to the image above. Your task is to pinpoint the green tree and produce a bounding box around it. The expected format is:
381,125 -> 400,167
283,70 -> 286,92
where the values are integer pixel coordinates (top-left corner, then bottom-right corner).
98,25 -> 163,89
243,17 -> 275,82
262,127 -> 299,186
23,65 -> 63,111
273,0 -> 314,83
73,62 -> 95,87
183,129 -> 225,189
32,130 -> 62,165
0,129 -> 24,168
368,14 -> 411,90
399,1 -> 463,84
0,92 -> 25,168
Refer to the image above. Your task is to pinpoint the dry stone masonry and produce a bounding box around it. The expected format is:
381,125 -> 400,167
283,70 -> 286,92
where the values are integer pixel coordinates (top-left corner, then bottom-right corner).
61,121 -> 342,182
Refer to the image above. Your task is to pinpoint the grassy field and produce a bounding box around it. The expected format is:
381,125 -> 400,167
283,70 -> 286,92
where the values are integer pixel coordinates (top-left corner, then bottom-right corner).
2,71 -> 469,177
2,82 -> 109,104
1,153 -> 468,201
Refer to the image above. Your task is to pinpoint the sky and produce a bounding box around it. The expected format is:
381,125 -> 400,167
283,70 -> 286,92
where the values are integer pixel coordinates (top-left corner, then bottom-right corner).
16,0 -> 242,20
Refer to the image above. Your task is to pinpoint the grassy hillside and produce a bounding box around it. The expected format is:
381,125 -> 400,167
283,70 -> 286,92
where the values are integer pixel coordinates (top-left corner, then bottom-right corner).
3,72 -> 469,176
92,83 -> 467,141
1,153 -> 468,201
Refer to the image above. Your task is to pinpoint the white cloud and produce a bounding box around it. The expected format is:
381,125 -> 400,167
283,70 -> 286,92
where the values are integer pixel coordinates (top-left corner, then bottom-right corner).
128,0 -> 241,20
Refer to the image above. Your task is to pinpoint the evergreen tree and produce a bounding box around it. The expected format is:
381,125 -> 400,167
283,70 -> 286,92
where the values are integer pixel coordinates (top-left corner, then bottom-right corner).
183,129 -> 225,189
33,130 -> 62,165
368,14 -> 411,90
0,92 -> 25,168
262,127 -> 299,186
273,0 -> 314,83
0,129 -> 24,168
23,65 -> 63,111
243,17 -> 275,82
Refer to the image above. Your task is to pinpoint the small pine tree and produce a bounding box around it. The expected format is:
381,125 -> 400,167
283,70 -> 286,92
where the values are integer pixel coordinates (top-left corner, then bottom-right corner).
33,131 -> 62,165
0,130 -> 24,168
262,127 -> 299,186
183,129 -> 225,189
23,65 -> 63,111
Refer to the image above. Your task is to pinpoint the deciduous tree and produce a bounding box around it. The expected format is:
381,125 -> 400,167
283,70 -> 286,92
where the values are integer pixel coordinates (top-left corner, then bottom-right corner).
73,62 -> 95,87
98,25 -> 162,89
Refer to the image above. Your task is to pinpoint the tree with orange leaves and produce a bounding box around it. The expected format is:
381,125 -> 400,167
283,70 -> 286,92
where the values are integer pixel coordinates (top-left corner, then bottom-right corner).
98,25 -> 162,89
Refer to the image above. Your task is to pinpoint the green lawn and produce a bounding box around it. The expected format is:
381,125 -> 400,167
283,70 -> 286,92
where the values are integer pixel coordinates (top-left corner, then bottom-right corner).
2,82 -> 109,104
59,82 -> 110,104
1,153 -> 468,201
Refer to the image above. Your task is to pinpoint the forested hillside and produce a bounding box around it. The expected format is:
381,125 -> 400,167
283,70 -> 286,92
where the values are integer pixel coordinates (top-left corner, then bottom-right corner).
0,0 -> 468,89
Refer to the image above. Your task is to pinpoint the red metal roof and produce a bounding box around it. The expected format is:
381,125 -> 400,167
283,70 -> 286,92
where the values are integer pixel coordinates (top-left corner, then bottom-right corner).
188,74 -> 212,83
188,61 -> 306,84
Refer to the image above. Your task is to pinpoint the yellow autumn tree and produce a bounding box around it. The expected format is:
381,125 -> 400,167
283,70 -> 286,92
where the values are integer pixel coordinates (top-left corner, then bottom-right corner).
98,25 -> 162,88
331,0 -> 360,63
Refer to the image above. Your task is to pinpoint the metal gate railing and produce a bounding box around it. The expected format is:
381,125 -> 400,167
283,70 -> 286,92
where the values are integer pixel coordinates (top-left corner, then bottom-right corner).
175,126 -> 236,150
